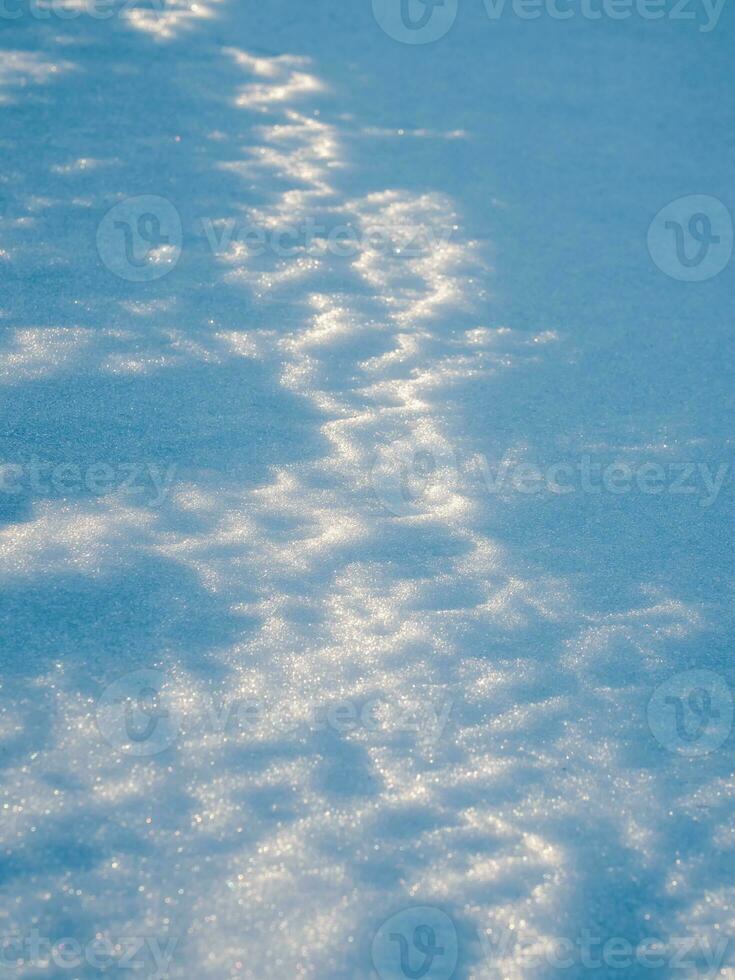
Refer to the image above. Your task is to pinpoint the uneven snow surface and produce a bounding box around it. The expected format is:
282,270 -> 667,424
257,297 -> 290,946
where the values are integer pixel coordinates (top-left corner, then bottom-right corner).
0,2 -> 734,978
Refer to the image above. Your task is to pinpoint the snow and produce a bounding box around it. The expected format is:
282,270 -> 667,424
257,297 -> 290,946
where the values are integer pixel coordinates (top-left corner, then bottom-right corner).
0,1 -> 733,977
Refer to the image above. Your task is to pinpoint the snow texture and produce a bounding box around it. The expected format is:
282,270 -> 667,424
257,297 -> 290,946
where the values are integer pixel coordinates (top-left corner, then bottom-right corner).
0,1 -> 734,978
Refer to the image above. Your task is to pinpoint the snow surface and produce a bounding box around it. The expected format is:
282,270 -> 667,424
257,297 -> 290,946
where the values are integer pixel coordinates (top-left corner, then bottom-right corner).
0,1 -> 734,978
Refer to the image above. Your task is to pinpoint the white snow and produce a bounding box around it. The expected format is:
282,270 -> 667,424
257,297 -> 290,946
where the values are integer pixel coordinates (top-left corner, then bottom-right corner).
0,1 -> 733,978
